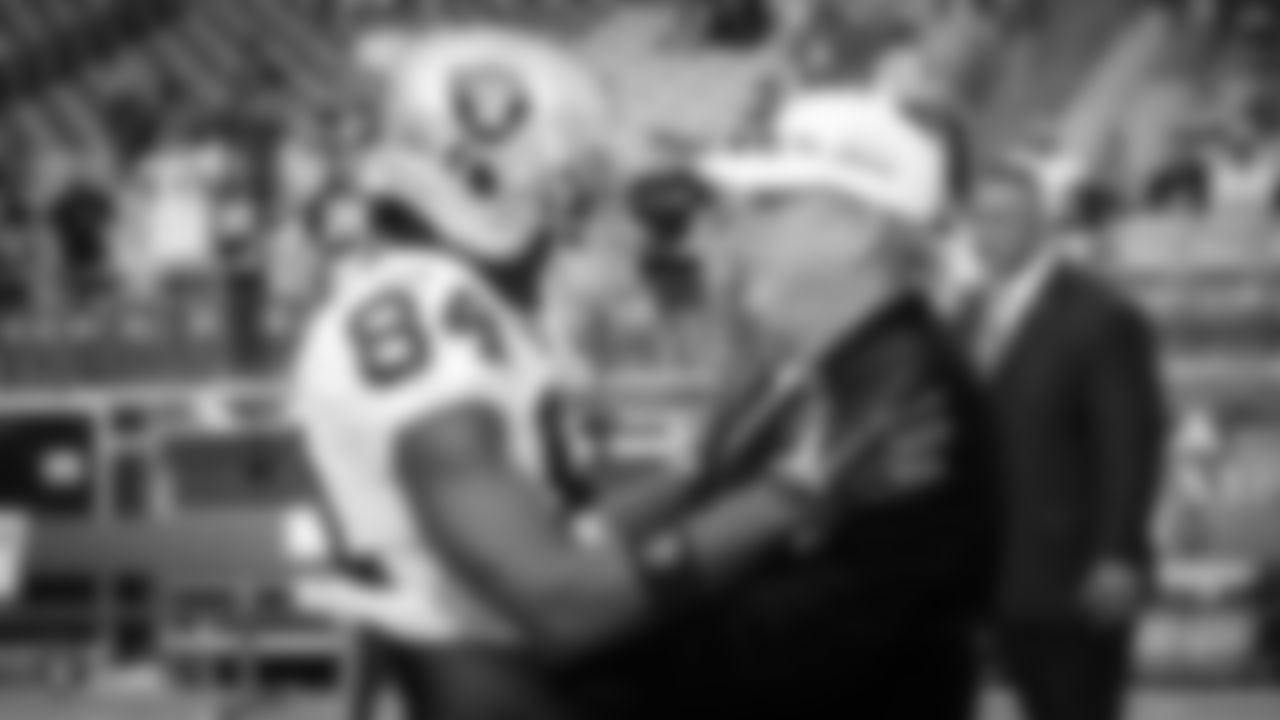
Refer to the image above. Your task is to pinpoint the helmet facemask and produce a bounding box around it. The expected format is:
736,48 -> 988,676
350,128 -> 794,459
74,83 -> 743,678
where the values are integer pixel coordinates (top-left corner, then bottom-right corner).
355,112 -> 542,262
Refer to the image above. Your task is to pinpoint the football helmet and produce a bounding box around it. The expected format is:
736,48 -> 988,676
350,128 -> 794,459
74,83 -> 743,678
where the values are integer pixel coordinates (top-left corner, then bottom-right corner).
353,26 -> 618,262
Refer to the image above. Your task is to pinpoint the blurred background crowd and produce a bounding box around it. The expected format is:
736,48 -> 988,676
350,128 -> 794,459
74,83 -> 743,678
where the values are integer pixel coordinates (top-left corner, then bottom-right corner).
0,0 -> 1279,711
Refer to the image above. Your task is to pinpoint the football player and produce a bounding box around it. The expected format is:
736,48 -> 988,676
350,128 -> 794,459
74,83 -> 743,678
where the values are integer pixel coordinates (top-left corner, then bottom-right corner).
288,25 -> 927,719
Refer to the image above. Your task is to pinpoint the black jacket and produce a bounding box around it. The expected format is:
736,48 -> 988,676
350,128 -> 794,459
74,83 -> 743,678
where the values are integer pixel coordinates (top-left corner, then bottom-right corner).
722,294 -> 1002,653
987,266 -> 1165,620
560,293 -> 1002,718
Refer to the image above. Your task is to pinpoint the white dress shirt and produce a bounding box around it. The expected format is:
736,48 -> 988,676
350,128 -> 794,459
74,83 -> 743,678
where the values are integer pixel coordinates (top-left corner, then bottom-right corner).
975,250 -> 1062,372
930,226 -> 985,318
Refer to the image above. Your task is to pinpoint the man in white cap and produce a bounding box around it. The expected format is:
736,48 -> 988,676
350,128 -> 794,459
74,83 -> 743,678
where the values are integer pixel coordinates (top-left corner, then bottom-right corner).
690,88 -> 1001,720
697,88 -> 949,353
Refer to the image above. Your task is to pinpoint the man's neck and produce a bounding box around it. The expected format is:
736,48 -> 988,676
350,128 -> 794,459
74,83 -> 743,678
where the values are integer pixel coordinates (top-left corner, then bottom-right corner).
990,247 -> 1057,293
485,257 -> 543,314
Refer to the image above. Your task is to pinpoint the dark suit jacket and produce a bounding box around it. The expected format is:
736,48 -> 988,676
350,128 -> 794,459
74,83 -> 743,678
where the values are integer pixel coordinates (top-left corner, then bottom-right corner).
988,265 -> 1166,620
565,294 -> 1003,718
710,294 -> 1003,655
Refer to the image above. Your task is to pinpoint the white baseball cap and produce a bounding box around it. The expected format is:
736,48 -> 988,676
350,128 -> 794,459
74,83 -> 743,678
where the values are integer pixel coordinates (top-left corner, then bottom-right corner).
698,89 -> 948,222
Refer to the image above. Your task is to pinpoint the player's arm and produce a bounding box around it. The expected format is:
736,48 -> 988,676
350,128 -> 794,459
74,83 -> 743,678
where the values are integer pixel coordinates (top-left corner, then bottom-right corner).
397,399 -> 818,660
577,472 -> 702,542
396,399 -> 646,653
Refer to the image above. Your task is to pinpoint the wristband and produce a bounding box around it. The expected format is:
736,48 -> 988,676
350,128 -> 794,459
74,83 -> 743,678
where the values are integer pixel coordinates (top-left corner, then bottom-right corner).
572,513 -> 696,608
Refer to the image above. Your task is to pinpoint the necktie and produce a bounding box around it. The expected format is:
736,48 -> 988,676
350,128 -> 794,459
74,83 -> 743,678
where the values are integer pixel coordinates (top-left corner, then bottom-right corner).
951,289 -> 991,369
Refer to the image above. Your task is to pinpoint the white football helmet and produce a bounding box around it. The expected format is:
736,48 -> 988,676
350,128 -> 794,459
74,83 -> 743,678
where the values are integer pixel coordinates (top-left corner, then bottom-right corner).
353,26 -> 619,262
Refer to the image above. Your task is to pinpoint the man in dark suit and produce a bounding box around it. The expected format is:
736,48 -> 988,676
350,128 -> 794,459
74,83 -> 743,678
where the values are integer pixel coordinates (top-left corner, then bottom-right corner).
667,86 -> 1001,720
707,288 -> 1001,720
966,161 -> 1167,720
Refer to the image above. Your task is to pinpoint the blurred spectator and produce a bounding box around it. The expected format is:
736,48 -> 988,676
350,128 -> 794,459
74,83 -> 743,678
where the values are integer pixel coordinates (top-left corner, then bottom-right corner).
1145,154 -> 1209,211
218,47 -> 290,210
629,167 -> 716,309
276,118 -> 333,212
788,1 -> 916,84
0,173 -> 34,314
218,188 -> 271,372
1212,0 -> 1280,56
0,140 -> 32,226
1260,567 -> 1280,675
765,0 -> 819,42
266,120 -> 333,300
1115,74 -> 1198,195
871,0 -> 1003,115
1157,410 -> 1226,555
113,121 -> 229,297
1065,181 -> 1126,232
0,220 -> 29,314
703,0 -> 773,47
99,87 -> 167,168
49,170 -> 113,303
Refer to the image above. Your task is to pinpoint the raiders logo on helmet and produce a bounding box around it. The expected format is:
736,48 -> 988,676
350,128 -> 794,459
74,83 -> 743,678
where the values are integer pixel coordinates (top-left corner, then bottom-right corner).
451,63 -> 532,146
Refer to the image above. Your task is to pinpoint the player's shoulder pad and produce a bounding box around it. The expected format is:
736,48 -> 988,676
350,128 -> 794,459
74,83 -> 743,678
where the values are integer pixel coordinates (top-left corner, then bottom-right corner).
289,248 -> 499,405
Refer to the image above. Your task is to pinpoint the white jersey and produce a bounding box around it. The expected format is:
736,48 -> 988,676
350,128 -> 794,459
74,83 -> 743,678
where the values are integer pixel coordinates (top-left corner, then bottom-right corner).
289,246 -> 559,644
